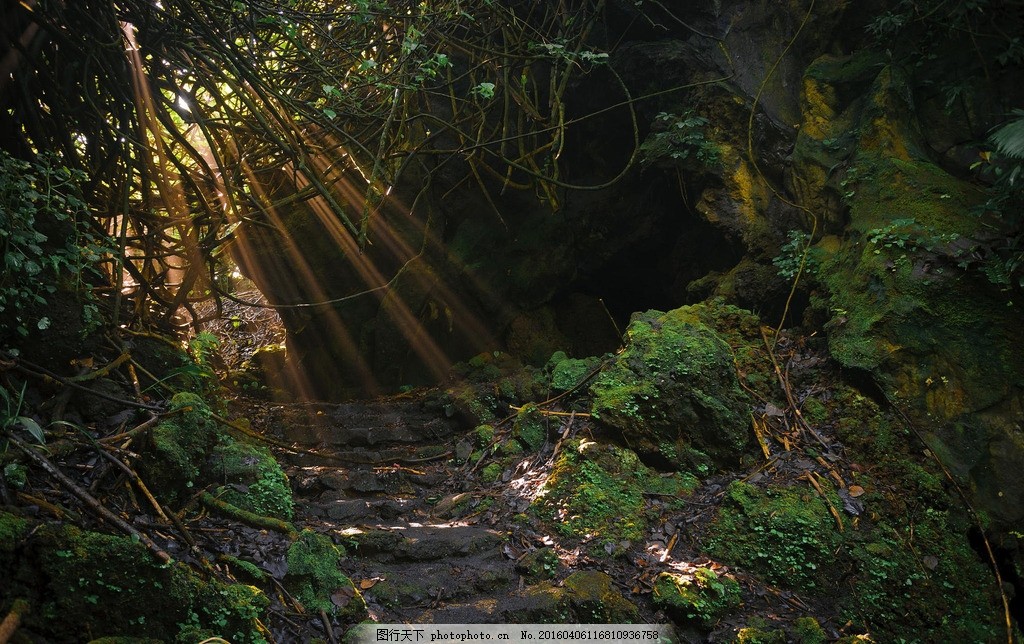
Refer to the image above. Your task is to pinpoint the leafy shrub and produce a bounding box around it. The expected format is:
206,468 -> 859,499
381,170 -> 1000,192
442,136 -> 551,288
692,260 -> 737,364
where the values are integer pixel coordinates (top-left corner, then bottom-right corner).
640,111 -> 721,169
0,151 -> 113,343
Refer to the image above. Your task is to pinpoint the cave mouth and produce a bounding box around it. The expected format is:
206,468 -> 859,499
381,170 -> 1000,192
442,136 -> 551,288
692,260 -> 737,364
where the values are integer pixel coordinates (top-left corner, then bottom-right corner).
567,194 -> 746,343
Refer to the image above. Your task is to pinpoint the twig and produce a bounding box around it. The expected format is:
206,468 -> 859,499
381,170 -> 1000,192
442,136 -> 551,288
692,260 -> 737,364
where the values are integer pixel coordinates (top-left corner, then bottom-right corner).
319,609 -> 339,644
0,598 -> 30,644
7,433 -> 171,563
12,359 -> 163,412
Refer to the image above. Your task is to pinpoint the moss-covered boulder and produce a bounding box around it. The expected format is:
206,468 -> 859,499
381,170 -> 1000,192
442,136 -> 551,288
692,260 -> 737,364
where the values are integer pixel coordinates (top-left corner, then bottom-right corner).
511,404 -> 548,452
546,351 -> 601,392
285,530 -> 367,622
589,303 -> 753,470
207,437 -> 294,521
143,392 -> 220,498
533,439 -> 696,551
652,568 -> 741,629
1,519 -> 268,643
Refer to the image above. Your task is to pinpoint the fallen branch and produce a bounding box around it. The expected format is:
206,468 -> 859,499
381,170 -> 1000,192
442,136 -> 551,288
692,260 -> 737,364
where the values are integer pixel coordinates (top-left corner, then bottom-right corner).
0,598 -> 30,644
7,433 -> 171,564
200,492 -> 298,539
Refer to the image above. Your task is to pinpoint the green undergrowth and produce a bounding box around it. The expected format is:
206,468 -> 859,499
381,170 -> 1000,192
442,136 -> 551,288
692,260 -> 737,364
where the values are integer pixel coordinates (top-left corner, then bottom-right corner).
831,388 -> 1003,641
0,514 -> 268,643
533,439 -> 697,553
707,481 -> 845,592
704,383 -> 1004,641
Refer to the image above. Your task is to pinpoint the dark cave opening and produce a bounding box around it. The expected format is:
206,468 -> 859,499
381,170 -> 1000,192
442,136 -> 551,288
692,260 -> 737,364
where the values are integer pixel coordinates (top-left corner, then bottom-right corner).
569,184 -> 746,335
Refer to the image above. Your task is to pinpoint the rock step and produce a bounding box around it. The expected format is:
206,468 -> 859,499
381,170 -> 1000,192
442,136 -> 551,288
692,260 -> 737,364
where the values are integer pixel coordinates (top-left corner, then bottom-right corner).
264,399 -> 459,448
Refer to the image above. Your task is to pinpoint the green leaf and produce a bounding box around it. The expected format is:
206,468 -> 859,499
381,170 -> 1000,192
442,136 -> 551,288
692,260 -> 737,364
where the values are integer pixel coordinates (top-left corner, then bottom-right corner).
991,110 -> 1024,159
16,416 -> 46,444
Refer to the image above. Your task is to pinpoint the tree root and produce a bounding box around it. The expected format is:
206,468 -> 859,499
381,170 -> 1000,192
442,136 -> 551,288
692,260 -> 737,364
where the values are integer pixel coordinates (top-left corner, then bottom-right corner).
200,492 -> 298,539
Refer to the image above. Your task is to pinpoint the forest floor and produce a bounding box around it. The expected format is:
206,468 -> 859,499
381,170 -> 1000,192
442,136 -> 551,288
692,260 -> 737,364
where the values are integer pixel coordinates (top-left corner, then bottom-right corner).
3,294 -> 1014,643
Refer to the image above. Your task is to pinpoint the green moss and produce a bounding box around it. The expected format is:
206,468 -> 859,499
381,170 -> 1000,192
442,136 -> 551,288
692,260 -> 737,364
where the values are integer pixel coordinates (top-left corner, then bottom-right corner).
208,438 -> 294,521
841,506 -> 1001,641
474,424 -> 495,447
496,438 -> 524,456
512,404 -> 548,451
562,570 -> 642,623
651,568 -> 741,628
145,392 -> 219,497
0,510 -> 28,546
533,440 -> 696,551
13,522 -> 267,643
285,530 -> 366,621
792,618 -> 826,644
480,462 -> 503,483
589,303 -> 754,469
547,351 -> 600,392
735,622 -> 786,644
707,481 -> 843,591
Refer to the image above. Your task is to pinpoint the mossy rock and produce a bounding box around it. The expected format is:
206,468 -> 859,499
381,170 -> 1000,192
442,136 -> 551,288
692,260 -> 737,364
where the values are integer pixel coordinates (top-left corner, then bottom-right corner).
706,481 -> 844,591
791,617 -> 827,644
505,572 -> 640,623
546,351 -> 600,392
840,507 -> 1002,641
652,568 -> 741,628
207,437 -> 294,521
1,521 -> 267,643
533,439 -> 696,551
516,547 -> 560,583
285,530 -> 367,622
589,303 -> 753,470
562,570 -> 642,623
142,392 -> 220,499
511,404 -> 549,451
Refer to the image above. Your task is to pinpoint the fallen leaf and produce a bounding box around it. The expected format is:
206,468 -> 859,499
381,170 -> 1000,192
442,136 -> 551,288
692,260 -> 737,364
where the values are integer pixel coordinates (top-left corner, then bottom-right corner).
922,555 -> 939,570
331,587 -> 355,607
848,485 -> 865,497
359,578 -> 377,590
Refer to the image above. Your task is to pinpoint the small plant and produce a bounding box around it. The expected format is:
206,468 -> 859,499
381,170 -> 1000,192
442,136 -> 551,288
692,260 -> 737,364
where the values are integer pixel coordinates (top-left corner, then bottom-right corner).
865,218 -> 958,257
640,111 -> 721,169
0,383 -> 45,444
773,230 -> 820,280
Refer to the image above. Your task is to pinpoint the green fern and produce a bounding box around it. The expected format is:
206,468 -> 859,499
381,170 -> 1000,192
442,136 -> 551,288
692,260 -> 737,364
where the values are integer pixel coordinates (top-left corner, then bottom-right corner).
991,109 -> 1024,160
